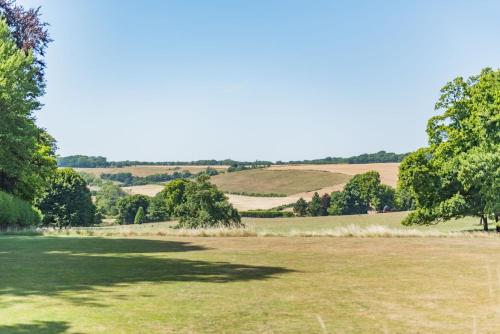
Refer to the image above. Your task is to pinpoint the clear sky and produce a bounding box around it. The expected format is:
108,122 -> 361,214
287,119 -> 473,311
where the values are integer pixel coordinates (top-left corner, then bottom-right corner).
19,0 -> 500,161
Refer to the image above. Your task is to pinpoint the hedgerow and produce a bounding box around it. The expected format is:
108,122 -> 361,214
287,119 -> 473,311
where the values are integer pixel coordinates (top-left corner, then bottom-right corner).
0,191 -> 41,228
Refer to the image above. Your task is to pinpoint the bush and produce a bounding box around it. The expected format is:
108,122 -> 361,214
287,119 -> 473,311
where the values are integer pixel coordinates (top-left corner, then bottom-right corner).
240,210 -> 294,218
117,195 -> 150,224
36,169 -> 97,227
293,198 -> 308,216
0,191 -> 41,228
134,207 -> 146,224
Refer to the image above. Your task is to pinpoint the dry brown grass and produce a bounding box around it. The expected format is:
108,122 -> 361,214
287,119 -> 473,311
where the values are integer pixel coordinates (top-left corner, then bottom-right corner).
121,184 -> 165,197
75,165 -> 228,177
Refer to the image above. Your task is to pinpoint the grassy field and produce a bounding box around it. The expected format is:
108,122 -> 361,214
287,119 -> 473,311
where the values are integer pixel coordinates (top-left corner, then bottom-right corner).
210,169 -> 350,196
75,165 -> 228,177
2,227 -> 500,333
85,212 -> 483,236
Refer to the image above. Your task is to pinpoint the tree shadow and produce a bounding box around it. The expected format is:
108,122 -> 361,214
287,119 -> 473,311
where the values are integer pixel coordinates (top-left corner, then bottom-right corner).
0,321 -> 71,334
0,236 -> 292,306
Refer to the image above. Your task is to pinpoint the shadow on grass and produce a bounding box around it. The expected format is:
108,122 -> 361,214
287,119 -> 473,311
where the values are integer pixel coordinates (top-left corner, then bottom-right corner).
0,236 -> 292,306
0,321 -> 71,334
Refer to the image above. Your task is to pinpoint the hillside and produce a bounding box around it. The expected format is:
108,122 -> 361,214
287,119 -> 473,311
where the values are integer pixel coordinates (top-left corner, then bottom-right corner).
210,169 -> 351,196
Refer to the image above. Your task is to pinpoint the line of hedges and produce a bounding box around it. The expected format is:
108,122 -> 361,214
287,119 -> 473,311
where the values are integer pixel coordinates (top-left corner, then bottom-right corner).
225,192 -> 287,198
240,210 -> 294,218
0,191 -> 41,229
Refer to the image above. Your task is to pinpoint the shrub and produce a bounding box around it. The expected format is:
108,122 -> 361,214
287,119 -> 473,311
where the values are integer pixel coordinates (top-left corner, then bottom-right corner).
293,198 -> 308,216
308,192 -> 322,216
240,210 -> 294,218
134,207 -> 146,224
0,191 -> 41,228
36,169 -> 97,227
147,194 -> 170,222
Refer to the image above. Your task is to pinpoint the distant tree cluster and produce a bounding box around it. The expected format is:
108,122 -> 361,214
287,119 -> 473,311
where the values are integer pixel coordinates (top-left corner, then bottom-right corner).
280,151 -> 409,165
57,155 -> 109,168
292,171 -> 409,217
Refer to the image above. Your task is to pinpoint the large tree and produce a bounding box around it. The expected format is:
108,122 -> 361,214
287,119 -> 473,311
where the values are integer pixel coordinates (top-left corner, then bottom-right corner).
36,169 -> 97,227
175,175 -> 242,228
399,68 -> 500,230
0,1 -> 56,202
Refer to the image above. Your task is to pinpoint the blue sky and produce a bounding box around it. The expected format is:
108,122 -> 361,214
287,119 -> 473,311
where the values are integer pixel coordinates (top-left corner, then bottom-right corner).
19,0 -> 500,161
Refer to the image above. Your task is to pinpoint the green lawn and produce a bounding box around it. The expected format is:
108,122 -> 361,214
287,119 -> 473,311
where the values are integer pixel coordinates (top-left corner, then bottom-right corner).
2,233 -> 500,333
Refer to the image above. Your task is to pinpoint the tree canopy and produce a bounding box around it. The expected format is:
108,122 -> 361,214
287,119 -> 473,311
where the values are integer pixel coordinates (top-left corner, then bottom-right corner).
36,169 -> 96,227
399,68 -> 500,229
174,175 -> 242,228
0,18 -> 56,202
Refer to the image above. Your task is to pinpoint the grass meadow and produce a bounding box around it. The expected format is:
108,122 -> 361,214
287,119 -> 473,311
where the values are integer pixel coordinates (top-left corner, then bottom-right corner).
1,212 -> 498,333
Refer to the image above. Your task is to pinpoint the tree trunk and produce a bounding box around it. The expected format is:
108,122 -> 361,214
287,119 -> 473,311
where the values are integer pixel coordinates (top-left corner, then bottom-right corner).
483,216 -> 488,232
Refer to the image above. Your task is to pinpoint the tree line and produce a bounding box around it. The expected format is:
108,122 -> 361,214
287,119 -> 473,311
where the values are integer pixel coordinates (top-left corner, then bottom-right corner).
56,151 -> 407,169
57,156 -> 273,168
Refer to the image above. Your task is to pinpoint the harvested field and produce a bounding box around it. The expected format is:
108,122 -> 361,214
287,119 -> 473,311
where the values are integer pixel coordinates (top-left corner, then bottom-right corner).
211,169 -> 350,196
74,165 -> 228,177
268,162 -> 399,187
121,184 -> 164,197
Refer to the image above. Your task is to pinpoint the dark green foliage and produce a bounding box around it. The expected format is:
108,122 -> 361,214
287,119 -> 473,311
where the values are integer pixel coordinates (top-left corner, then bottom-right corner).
328,191 -> 348,215
320,193 -> 331,216
156,179 -> 190,215
175,175 -> 242,228
57,155 -> 109,168
293,198 -> 308,216
328,172 -> 395,215
100,170 -> 215,186
94,182 -> 126,216
0,190 -> 41,228
117,195 -> 150,225
399,68 -> 500,228
227,163 -> 271,173
134,207 -> 146,224
147,194 -> 170,222
240,210 -> 294,218
36,169 -> 96,227
308,192 -> 322,216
